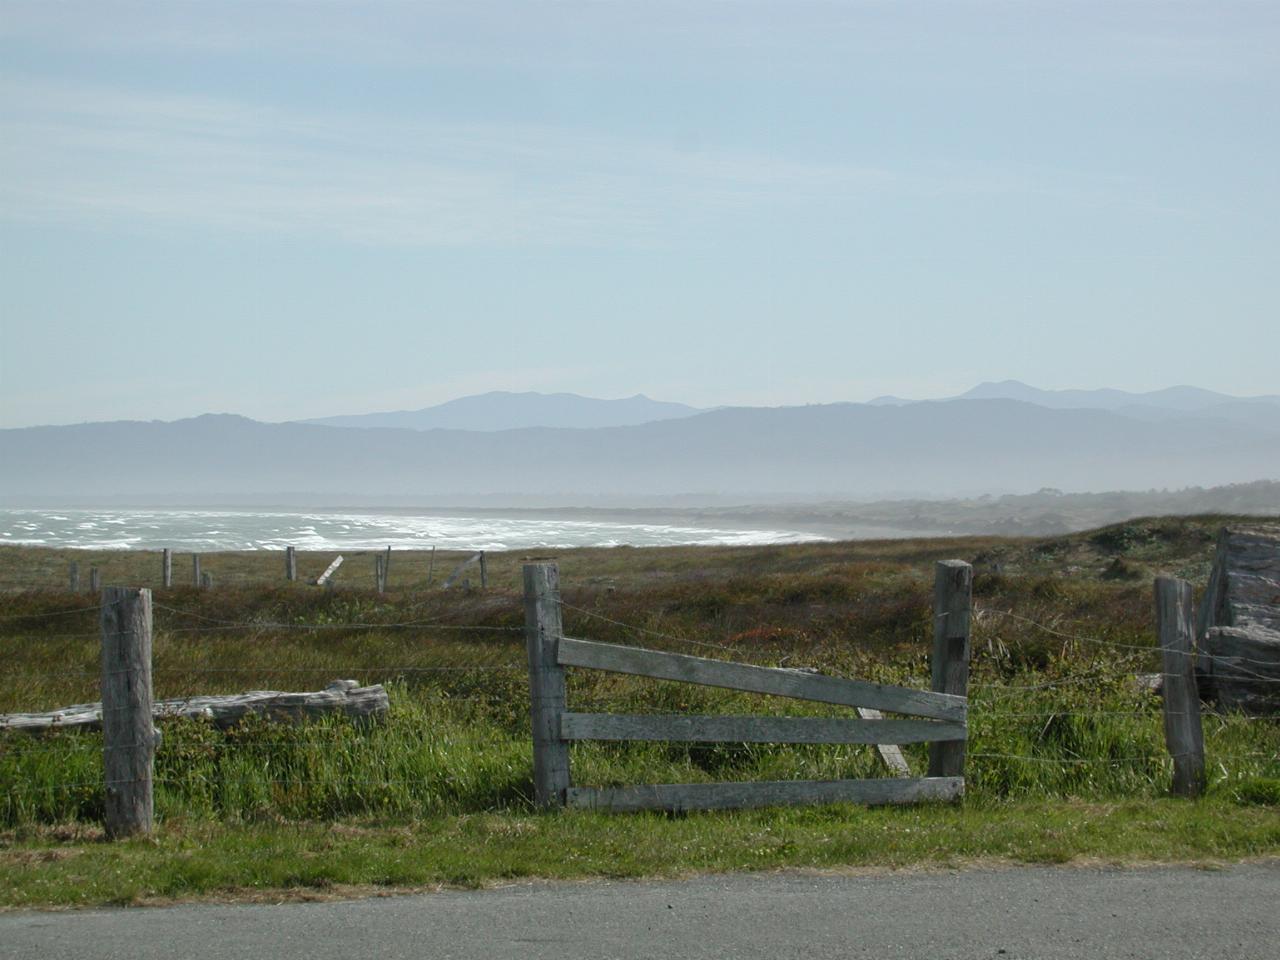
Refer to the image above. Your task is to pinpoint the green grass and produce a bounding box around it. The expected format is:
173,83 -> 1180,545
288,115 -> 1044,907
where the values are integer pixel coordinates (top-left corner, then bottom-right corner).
1,515 -> 1277,906
4,798 -> 1279,909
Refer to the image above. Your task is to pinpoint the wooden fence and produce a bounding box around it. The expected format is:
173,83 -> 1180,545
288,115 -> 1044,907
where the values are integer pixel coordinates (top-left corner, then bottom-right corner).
522,560 -> 973,812
52,545 -> 486,594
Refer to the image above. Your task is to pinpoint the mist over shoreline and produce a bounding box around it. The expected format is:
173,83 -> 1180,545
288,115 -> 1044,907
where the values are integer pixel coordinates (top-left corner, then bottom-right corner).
3,480 -> 1275,549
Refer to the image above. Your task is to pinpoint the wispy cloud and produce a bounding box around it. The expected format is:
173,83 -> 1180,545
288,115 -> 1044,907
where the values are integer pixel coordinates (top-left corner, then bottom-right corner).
0,76 -> 892,248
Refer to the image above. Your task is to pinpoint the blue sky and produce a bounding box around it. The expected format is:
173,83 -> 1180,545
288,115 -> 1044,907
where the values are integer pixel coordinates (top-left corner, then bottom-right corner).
2,1 -> 1277,427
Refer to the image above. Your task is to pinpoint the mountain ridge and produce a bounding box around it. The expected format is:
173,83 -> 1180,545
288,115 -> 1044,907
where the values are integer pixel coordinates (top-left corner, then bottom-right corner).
297,390 -> 703,432
3,398 -> 1276,503
954,380 -> 1280,411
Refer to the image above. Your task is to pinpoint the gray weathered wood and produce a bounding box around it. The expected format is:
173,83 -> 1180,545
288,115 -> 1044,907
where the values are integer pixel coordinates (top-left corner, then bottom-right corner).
1156,577 -> 1206,797
928,560 -> 972,779
857,706 -> 913,777
557,637 -> 965,722
100,587 -> 155,839
162,548 -> 172,588
314,555 -> 344,586
1196,525 -> 1280,713
1197,526 -> 1280,636
374,553 -> 386,594
558,712 -> 965,744
285,545 -> 297,582
2,679 -> 389,734
68,561 -> 80,593
1200,624 -> 1280,715
192,554 -> 202,588
88,567 -> 100,592
384,546 -> 391,588
524,562 -> 571,807
443,552 -> 483,589
567,776 -> 963,812
479,551 -> 487,588
1195,555 -> 1223,655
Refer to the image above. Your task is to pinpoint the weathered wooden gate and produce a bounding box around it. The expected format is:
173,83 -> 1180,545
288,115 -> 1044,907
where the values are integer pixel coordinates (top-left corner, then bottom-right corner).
523,560 -> 972,812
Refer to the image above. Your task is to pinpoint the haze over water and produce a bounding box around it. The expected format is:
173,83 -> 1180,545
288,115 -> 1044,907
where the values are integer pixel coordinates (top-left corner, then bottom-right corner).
0,508 -> 828,552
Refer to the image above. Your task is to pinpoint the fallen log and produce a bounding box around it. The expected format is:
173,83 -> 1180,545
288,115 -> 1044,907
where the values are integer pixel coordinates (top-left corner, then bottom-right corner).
0,679 -> 389,734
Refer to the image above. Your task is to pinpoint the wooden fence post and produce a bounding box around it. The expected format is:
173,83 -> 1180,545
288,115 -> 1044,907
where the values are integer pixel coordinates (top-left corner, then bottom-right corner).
480,551 -> 488,589
285,546 -> 297,582
523,562 -> 570,808
192,554 -> 201,588
100,587 -> 156,838
384,546 -> 392,590
1155,577 -> 1206,797
89,567 -> 101,592
68,561 -> 80,593
928,560 -> 972,780
374,553 -> 386,594
315,555 -> 344,587
162,548 -> 172,589
427,545 -> 436,586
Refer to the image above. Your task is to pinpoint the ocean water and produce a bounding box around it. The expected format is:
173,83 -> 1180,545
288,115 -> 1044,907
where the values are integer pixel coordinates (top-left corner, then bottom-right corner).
0,508 -> 828,552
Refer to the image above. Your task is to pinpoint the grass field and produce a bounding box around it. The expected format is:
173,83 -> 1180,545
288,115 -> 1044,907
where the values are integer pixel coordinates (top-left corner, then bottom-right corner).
1,515 -> 1277,906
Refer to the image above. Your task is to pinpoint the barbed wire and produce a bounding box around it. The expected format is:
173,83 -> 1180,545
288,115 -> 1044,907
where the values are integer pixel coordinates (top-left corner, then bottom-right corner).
969,669 -> 1129,693
151,603 -> 522,633
980,607 -> 1279,670
969,751 -> 1277,765
0,604 -> 101,622
6,664 -> 527,681
558,601 -> 743,656
2,774 -> 534,794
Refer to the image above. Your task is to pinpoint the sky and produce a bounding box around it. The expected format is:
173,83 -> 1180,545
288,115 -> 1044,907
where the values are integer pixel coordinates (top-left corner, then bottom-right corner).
1,1 -> 1278,428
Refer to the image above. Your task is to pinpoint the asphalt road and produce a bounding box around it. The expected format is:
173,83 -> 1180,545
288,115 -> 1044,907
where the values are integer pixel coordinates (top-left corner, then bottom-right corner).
4,862 -> 1278,960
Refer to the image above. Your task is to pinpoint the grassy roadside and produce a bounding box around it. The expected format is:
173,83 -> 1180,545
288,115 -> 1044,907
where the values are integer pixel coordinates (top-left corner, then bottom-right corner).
3,797 -> 1279,910
2,515 -> 1277,908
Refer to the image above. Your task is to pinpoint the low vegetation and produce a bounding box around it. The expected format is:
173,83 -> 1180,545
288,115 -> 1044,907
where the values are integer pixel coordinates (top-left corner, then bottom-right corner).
1,515 -> 1277,906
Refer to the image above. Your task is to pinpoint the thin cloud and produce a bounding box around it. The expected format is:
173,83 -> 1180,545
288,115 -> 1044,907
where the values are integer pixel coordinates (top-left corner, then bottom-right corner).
0,77 -> 894,248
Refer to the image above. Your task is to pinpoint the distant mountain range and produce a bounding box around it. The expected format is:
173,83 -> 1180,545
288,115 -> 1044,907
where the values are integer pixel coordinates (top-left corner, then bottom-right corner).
298,382 -> 1280,435
955,380 -> 1280,410
3,397 -> 1277,504
299,391 -> 703,432
869,381 -> 1280,431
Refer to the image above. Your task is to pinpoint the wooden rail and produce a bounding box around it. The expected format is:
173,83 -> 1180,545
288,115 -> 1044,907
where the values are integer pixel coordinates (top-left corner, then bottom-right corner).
567,777 -> 964,812
557,638 -> 965,722
558,713 -> 965,744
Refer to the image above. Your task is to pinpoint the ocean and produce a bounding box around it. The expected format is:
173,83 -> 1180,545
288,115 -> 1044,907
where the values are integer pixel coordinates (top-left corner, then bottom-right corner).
0,508 -> 829,552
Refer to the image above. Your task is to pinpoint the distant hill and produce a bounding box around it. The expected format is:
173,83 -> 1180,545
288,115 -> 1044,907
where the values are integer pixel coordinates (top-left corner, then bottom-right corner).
3,400 -> 1278,503
299,391 -> 703,431
956,380 -> 1280,412
851,381 -> 1280,433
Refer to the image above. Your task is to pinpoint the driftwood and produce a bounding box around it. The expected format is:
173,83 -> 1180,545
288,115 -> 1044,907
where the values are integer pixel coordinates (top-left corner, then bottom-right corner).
1,679 -> 389,735
1196,525 -> 1280,714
